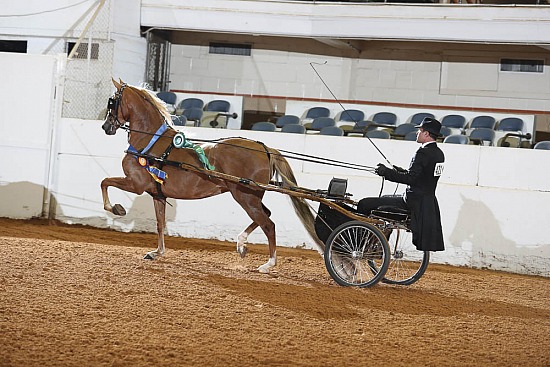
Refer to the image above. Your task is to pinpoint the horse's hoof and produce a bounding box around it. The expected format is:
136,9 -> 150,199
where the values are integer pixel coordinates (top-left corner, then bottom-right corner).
112,204 -> 126,216
237,246 -> 248,259
143,253 -> 155,260
257,265 -> 270,274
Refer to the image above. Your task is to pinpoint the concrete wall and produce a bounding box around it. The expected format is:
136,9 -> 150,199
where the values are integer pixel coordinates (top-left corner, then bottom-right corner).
40,120 -> 550,277
168,40 -> 550,115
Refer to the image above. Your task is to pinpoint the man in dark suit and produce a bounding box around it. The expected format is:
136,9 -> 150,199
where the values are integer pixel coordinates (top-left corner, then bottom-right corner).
357,117 -> 445,251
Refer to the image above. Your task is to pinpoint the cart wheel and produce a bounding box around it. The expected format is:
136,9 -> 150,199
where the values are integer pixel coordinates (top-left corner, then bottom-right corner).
381,228 -> 430,285
324,221 -> 390,288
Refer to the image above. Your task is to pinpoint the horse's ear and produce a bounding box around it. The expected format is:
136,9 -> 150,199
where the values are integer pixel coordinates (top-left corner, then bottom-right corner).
112,78 -> 121,90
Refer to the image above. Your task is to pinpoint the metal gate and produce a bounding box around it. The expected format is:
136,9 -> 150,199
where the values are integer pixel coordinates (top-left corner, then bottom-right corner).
145,31 -> 171,91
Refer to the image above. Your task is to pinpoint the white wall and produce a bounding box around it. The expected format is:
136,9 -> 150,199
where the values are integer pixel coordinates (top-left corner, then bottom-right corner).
0,53 -> 64,218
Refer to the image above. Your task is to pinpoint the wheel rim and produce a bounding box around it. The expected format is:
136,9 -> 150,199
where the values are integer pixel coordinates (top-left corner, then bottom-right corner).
383,229 -> 429,285
327,223 -> 388,287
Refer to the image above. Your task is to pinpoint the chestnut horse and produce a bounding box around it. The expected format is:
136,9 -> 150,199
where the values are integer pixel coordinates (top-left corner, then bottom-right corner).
101,79 -> 322,273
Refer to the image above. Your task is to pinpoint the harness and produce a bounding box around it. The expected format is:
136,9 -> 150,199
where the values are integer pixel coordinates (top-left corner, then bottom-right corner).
105,84 -> 217,199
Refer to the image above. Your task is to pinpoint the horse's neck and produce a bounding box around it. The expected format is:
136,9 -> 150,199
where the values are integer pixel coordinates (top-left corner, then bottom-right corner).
129,107 -> 166,151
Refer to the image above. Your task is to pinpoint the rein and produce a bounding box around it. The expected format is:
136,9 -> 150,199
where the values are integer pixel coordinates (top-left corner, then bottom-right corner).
119,125 -> 376,174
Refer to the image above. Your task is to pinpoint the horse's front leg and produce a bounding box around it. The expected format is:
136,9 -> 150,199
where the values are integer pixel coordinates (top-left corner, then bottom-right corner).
101,176 -> 144,216
144,196 -> 167,260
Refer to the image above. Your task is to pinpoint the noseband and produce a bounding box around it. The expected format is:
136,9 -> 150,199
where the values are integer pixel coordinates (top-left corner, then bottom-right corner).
102,83 -> 128,135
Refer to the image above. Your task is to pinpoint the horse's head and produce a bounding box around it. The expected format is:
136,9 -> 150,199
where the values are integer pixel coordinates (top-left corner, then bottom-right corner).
102,79 -> 128,135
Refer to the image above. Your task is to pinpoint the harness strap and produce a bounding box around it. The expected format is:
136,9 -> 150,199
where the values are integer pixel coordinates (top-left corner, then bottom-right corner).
141,123 -> 168,154
255,140 -> 273,178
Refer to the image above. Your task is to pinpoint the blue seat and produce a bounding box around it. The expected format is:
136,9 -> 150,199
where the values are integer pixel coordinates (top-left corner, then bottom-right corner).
439,126 -> 453,139
181,107 -> 203,126
392,123 -> 417,139
177,98 -> 204,114
443,134 -> 470,144
365,129 -> 391,139
533,141 -> 550,150
347,120 -> 375,136
171,115 -> 186,126
371,112 -> 397,127
281,124 -> 306,134
206,100 -> 230,112
469,128 -> 495,146
156,91 -> 177,113
441,114 -> 467,135
337,109 -> 365,124
410,112 -> 435,125
404,131 -> 418,141
319,126 -> 344,136
307,117 -> 335,132
469,115 -> 496,130
304,106 -> 330,120
156,91 -> 177,105
275,114 -> 300,128
251,121 -> 276,132
497,117 -> 524,132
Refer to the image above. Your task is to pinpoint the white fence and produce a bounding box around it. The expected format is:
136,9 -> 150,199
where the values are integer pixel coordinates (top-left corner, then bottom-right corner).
1,52 -> 549,277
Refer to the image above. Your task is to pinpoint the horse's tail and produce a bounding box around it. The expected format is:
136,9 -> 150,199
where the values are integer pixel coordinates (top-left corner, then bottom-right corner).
269,149 -> 325,254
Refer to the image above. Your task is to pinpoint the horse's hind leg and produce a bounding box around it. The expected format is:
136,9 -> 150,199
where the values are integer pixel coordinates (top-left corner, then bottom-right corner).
231,192 -> 276,273
236,204 -> 271,259
144,196 -> 167,260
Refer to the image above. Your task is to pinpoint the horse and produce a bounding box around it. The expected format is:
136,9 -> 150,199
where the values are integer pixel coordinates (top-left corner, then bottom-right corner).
101,79 -> 323,273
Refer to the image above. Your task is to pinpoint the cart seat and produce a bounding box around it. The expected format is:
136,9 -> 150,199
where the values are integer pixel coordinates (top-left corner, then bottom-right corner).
371,206 -> 410,222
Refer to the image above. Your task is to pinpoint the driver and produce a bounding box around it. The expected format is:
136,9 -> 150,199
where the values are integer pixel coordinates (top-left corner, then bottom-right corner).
357,117 -> 445,252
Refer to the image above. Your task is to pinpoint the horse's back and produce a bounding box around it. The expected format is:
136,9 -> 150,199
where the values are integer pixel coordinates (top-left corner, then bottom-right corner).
205,138 -> 273,182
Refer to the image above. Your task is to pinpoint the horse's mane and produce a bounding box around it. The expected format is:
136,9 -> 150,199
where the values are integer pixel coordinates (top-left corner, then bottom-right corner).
127,85 -> 173,123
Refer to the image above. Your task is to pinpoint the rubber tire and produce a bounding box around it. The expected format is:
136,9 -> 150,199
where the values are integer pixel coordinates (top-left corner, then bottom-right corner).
381,228 -> 430,285
324,221 -> 390,288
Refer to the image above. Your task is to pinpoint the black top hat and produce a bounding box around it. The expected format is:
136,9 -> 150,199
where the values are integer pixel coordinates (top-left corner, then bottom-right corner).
415,117 -> 442,137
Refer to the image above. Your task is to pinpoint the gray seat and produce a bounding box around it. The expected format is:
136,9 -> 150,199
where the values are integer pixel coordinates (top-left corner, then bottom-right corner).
281,124 -> 306,134
319,126 -> 344,136
275,114 -> 300,128
443,134 -> 470,144
251,121 -> 276,132
533,141 -> 550,150
470,128 -> 495,146
365,129 -> 391,139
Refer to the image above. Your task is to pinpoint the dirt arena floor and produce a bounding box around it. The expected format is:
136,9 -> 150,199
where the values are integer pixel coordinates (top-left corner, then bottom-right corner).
0,218 -> 548,367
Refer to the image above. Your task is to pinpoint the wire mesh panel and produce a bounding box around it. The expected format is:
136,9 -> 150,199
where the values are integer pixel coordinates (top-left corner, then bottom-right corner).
40,0 -> 114,120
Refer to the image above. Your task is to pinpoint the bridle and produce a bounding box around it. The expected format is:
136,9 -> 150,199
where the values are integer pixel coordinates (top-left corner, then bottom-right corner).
102,83 -> 129,135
